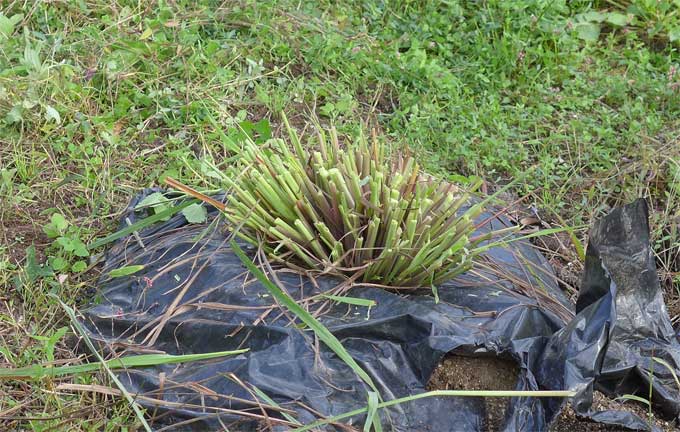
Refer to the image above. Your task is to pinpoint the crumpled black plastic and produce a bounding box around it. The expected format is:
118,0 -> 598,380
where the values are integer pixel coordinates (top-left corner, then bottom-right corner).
82,194 -> 680,431
537,199 -> 680,431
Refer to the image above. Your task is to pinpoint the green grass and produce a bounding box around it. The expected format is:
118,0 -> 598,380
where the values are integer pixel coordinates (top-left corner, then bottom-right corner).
0,0 -> 678,429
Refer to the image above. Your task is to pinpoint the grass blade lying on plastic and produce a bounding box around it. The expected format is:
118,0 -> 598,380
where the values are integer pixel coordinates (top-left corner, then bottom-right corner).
472,225 -> 587,255
0,349 -> 249,379
322,295 -> 376,307
293,389 -> 577,431
88,199 -> 196,250
53,296 -> 152,432
364,391 -> 382,432
231,240 -> 380,396
48,296 -> 248,431
251,384 -> 302,426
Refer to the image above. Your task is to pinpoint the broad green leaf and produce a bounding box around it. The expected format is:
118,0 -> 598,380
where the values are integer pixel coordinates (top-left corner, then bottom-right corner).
576,22 -> 601,42
320,102 -> 335,117
108,265 -> 145,278
5,104 -> 24,124
0,15 -> 12,38
5,105 -> 23,123
51,257 -> 68,271
604,12 -> 630,27
23,46 -> 42,71
44,213 -> 69,238
53,213 -> 69,231
71,261 -> 87,273
45,105 -> 61,124
252,118 -> 272,141
182,203 -> 207,224
670,27 -> 680,42
0,13 -> 22,39
43,225 -> 60,239
581,11 -> 605,23
24,245 -> 53,282
135,192 -> 172,220
72,239 -> 89,257
139,28 -> 153,40
57,237 -> 74,252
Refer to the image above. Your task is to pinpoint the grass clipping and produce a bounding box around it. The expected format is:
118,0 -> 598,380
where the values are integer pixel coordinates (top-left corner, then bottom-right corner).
220,117 -> 513,288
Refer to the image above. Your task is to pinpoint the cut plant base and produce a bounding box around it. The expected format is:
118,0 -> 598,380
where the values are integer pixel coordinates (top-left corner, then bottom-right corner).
193,114 -> 533,289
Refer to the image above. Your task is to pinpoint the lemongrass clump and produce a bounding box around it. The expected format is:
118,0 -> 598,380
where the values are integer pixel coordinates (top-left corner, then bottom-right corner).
220,116 -> 506,288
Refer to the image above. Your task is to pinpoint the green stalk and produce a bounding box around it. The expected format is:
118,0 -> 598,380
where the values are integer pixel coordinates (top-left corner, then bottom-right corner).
232,242 -> 380,396
282,112 -> 307,161
364,217 -> 380,261
0,350 -> 249,379
206,116 -> 548,292
294,219 -> 329,261
292,389 -> 576,432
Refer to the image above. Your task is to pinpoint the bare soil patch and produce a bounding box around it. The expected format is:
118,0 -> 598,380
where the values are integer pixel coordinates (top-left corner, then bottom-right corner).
427,355 -> 677,431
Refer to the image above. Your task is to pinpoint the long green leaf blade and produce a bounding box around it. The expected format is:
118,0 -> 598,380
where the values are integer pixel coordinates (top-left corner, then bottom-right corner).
252,385 -> 302,426
322,295 -> 376,307
365,391 -> 382,432
293,389 -> 576,431
0,349 -> 249,379
231,240 -> 380,396
89,200 -> 196,250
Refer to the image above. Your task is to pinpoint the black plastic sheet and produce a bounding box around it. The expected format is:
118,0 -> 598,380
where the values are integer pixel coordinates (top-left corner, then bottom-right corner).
82,195 -> 680,431
537,199 -> 680,431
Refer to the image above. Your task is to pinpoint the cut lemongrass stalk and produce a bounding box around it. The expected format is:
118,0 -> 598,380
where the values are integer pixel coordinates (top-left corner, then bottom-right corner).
166,113 -> 552,289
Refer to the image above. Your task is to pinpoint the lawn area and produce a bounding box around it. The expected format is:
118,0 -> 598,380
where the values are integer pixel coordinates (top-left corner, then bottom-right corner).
0,0 -> 679,429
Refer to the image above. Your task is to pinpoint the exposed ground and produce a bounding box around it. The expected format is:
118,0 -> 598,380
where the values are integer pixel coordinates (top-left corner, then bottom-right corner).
1,0 -> 679,430
427,355 -> 519,431
428,355 -> 676,432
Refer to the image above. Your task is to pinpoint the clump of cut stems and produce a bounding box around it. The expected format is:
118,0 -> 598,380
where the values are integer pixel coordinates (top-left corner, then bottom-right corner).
214,116 -> 517,288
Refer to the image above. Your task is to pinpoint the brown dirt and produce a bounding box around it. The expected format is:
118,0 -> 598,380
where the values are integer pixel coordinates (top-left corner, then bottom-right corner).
551,391 -> 675,432
0,206 -> 51,265
427,355 -> 677,432
427,355 -> 520,431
